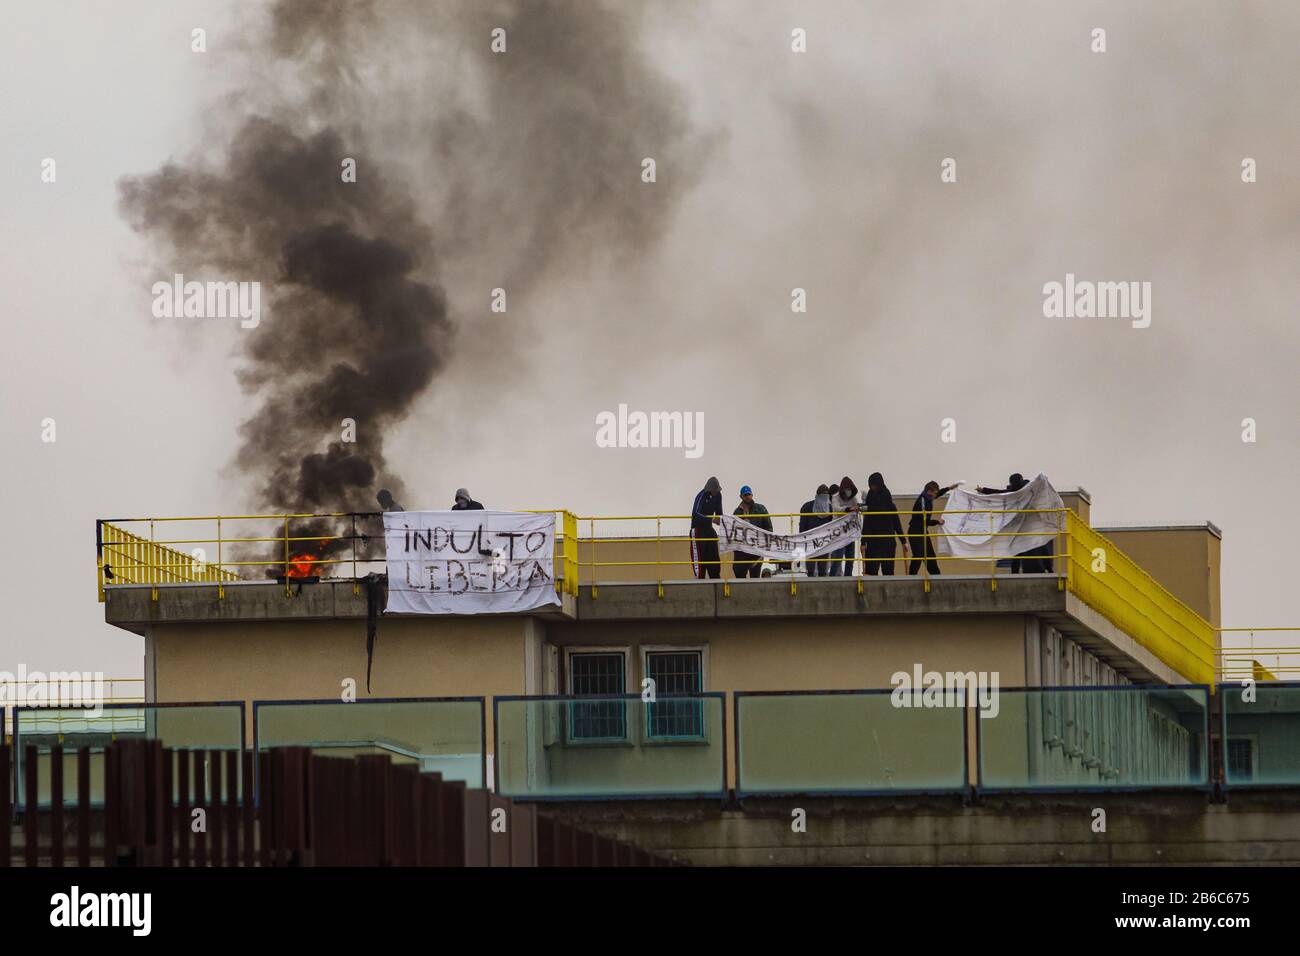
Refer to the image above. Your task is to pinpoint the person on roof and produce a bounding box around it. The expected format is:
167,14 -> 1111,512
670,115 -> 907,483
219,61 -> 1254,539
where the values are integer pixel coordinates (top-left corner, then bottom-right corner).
862,472 -> 908,576
975,473 -> 1051,572
828,476 -> 860,576
690,477 -> 724,579
907,481 -> 957,576
798,484 -> 833,576
732,485 -> 773,579
451,488 -> 484,511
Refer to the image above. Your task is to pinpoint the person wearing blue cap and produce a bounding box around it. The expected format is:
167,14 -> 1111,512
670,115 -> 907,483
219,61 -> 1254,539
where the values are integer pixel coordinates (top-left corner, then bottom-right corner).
732,485 -> 772,579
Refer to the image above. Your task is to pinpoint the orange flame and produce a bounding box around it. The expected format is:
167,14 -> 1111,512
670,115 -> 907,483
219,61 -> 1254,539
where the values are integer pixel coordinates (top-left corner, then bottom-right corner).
286,539 -> 330,579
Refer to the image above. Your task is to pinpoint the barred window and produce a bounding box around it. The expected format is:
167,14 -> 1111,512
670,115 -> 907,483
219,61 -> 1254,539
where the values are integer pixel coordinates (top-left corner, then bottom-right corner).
645,650 -> 704,739
1227,738 -> 1254,781
567,652 -> 626,741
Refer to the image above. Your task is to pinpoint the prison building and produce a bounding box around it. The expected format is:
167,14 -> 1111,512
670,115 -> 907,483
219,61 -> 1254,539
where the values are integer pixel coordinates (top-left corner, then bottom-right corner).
58,487 -> 1300,865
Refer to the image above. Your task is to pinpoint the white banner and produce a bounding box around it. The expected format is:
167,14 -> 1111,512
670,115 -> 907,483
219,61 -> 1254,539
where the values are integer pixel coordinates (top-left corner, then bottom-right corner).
716,510 -> 862,561
936,473 -> 1064,559
383,511 -> 560,615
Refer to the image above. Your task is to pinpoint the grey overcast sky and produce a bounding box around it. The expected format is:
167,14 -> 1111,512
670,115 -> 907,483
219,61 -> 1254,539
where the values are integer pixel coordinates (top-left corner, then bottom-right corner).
1,0 -> 1296,680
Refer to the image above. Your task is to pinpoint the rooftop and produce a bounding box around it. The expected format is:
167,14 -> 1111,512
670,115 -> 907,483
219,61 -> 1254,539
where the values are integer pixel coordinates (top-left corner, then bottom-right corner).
96,499 -> 1219,684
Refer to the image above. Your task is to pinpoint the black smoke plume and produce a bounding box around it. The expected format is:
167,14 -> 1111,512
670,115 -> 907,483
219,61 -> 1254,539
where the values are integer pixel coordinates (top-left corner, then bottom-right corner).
118,0 -> 707,573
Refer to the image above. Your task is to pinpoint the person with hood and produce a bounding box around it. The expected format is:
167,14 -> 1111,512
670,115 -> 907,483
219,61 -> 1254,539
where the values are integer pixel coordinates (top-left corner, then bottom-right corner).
451,488 -> 484,511
828,476 -> 861,576
690,476 -> 724,579
907,480 -> 958,575
862,472 -> 908,575
376,489 -> 404,512
976,473 -> 1029,496
732,485 -> 773,579
975,473 -> 1052,573
798,484 -> 833,576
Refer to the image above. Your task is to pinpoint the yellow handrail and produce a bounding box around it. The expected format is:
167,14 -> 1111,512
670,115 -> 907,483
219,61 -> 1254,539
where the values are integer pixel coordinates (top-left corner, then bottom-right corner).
99,510 -> 581,601
98,521 -> 238,601
95,508 -> 1229,685
1216,628 -> 1300,680
1063,513 -> 1215,684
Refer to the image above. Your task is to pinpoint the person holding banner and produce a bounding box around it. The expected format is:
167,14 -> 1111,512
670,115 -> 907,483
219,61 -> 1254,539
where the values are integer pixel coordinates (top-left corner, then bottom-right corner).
690,476 -> 724,579
829,477 -> 861,576
977,474 -> 1028,571
732,485 -> 773,578
862,472 -> 908,575
798,485 -> 833,576
974,473 -> 1051,572
907,480 -> 957,575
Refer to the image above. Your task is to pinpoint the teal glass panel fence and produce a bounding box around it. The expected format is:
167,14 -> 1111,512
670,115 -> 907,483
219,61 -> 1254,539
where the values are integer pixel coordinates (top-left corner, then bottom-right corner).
978,685 -> 1209,791
1220,681 -> 1300,787
494,694 -> 726,799
13,702 -> 245,810
736,690 -> 968,796
253,697 -> 485,789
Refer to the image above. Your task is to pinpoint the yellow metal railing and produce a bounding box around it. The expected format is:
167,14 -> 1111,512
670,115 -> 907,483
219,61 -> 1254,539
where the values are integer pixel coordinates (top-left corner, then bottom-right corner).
98,520 -> 239,601
1217,628 -> 1300,681
571,508 -> 1072,597
1063,512 -> 1215,685
96,507 -> 1226,683
97,510 -> 579,601
2,678 -> 146,739
565,509 -> 1219,684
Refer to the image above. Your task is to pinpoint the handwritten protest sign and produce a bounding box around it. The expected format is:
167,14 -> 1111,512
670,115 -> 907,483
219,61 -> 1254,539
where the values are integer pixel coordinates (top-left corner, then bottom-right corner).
383,511 -> 561,614
716,510 -> 862,563
936,473 -> 1064,558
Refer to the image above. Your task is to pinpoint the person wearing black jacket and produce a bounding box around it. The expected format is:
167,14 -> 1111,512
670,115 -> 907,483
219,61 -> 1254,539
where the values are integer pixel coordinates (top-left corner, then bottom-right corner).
907,480 -> 957,575
798,485 -> 832,576
452,488 -> 485,510
862,472 -> 908,575
798,485 -> 831,532
690,476 -> 724,579
975,473 -> 1052,573
977,473 -> 1055,572
732,485 -> 773,578
977,476 -> 1029,572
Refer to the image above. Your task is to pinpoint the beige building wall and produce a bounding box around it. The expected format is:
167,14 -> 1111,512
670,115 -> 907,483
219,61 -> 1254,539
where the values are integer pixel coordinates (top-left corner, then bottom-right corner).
544,615 -> 1027,691
149,616 -> 538,757
544,614 -> 1029,787
147,611 -> 1031,791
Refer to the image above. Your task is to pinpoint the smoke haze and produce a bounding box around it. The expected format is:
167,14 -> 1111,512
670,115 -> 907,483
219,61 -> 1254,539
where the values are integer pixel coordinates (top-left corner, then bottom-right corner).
1,0 -> 1297,676
118,0 -> 709,515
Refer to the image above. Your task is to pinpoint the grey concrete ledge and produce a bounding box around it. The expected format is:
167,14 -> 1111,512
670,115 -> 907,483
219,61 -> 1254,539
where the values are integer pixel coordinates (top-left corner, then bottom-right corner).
541,790 -> 1300,866
104,576 -> 1066,631
575,575 -> 1067,622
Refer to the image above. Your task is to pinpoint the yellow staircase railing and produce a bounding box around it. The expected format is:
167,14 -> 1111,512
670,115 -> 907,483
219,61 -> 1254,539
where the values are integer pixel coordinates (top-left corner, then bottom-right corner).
1064,512 -> 1216,684
98,520 -> 238,601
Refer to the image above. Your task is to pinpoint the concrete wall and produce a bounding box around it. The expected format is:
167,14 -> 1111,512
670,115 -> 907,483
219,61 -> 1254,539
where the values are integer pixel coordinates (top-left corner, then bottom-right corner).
545,615 -> 1027,691
544,790 -> 1300,865
544,614 -> 1028,789
149,616 -> 538,757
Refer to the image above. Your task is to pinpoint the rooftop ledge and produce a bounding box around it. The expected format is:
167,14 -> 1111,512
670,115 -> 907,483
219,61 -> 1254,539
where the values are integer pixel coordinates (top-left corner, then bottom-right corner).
102,575 -> 1185,685
96,502 -> 1217,687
